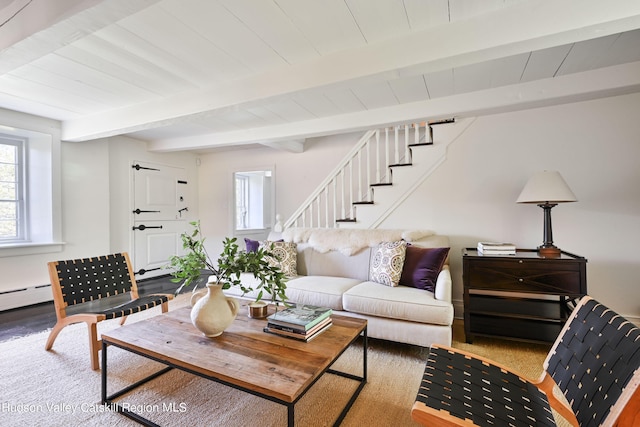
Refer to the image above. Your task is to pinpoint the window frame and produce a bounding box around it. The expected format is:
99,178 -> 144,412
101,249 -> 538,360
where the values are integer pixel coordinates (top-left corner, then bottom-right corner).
231,167 -> 275,237
0,117 -> 62,257
0,135 -> 27,243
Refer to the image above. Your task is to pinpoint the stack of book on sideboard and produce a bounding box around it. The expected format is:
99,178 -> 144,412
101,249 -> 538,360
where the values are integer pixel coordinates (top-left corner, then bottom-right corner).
477,242 -> 516,255
264,304 -> 333,342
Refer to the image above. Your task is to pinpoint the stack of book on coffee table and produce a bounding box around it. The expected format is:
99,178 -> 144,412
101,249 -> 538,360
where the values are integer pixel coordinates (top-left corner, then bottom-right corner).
263,304 -> 333,342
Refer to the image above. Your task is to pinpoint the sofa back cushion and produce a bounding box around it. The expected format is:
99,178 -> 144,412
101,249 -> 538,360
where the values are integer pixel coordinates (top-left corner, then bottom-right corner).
268,229 -> 450,283
296,243 -> 372,281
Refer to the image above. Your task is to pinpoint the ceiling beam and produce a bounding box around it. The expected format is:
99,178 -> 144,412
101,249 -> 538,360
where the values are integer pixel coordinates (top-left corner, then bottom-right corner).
0,0 -> 160,74
260,139 -> 306,153
146,61 -> 640,152
61,0 -> 640,142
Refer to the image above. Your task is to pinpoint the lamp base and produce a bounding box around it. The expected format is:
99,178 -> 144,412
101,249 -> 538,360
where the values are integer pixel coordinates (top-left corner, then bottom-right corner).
538,246 -> 561,257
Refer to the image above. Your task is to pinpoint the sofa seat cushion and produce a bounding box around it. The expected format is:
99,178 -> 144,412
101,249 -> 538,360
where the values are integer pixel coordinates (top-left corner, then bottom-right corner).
284,276 -> 362,311
343,281 -> 453,326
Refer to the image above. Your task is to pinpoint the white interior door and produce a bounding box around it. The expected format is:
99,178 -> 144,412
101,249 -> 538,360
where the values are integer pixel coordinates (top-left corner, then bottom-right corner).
132,161 -> 189,279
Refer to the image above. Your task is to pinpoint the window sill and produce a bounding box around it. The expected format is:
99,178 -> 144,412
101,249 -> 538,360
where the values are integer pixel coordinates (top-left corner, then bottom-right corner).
234,228 -> 270,234
0,242 -> 66,257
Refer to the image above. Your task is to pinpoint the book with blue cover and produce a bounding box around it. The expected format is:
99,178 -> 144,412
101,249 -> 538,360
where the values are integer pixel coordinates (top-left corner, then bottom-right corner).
267,304 -> 332,330
267,316 -> 332,335
263,320 -> 332,342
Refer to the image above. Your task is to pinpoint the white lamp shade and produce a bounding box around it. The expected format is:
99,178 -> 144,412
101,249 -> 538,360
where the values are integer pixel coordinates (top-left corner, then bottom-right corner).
516,171 -> 577,204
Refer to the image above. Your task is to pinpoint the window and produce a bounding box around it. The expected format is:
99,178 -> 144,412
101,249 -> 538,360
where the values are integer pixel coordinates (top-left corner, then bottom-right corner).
0,117 -> 62,256
0,136 -> 25,242
233,169 -> 274,232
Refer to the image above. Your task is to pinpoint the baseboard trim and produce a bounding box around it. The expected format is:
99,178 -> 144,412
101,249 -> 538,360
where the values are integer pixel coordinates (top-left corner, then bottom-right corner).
0,285 -> 52,311
453,298 -> 464,319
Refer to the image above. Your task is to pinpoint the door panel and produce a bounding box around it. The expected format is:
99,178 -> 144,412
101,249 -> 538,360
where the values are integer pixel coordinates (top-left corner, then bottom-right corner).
132,161 -> 189,280
133,161 -> 188,221
132,220 -> 184,278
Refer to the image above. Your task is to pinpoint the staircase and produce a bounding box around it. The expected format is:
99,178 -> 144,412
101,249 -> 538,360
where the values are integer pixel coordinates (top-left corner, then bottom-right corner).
283,117 -> 474,230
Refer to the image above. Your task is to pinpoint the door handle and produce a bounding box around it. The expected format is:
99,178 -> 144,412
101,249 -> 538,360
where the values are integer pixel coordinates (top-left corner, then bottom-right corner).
132,209 -> 161,214
134,267 -> 162,276
132,164 -> 160,171
132,225 -> 163,231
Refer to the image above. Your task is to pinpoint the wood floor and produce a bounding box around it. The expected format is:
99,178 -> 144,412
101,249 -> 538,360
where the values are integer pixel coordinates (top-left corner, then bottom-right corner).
0,275 -> 180,343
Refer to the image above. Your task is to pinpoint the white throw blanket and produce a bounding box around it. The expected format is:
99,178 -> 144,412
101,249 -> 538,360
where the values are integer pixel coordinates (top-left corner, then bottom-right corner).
281,227 -> 434,255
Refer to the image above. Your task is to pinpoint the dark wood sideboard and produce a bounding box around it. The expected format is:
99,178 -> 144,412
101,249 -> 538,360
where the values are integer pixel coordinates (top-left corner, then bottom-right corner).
462,248 -> 587,344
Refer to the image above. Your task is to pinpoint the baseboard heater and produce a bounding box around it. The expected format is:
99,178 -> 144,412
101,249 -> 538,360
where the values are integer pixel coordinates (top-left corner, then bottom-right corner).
0,284 -> 52,311
0,273 -> 174,312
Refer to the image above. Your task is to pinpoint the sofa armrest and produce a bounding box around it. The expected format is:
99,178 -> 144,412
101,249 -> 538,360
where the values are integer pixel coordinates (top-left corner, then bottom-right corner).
434,265 -> 452,303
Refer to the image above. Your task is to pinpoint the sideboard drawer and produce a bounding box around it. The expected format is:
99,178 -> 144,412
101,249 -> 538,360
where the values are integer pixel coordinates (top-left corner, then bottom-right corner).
467,260 -> 584,295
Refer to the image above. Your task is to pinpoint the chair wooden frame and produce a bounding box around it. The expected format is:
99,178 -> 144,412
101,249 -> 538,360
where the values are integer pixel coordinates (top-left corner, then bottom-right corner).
45,252 -> 173,370
412,296 -> 640,427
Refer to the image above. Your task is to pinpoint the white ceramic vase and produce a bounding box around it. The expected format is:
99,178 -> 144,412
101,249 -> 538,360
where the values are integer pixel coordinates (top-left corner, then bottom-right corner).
190,278 -> 239,337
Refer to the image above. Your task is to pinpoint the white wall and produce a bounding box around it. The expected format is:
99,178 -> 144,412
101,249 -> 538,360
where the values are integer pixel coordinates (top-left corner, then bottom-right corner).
198,93 -> 640,320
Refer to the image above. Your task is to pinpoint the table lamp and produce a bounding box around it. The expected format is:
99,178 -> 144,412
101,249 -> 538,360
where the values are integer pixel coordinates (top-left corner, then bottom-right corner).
516,171 -> 577,257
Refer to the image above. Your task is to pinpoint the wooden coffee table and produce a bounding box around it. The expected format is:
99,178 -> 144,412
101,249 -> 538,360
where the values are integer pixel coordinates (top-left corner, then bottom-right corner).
101,305 -> 367,426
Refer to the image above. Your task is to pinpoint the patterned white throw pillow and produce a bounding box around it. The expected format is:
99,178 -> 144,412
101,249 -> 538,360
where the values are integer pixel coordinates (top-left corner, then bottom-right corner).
369,241 -> 407,287
259,240 -> 298,277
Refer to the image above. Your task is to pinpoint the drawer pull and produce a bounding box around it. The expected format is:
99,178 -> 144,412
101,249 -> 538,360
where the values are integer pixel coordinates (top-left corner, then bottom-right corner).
519,260 -> 523,263
519,278 -> 524,282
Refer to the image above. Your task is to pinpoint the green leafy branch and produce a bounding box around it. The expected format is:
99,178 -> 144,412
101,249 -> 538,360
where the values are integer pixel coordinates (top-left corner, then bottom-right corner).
167,221 -> 288,305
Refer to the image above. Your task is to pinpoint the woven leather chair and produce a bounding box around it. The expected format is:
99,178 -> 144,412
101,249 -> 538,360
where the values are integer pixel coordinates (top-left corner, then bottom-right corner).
45,253 -> 173,370
412,296 -> 640,426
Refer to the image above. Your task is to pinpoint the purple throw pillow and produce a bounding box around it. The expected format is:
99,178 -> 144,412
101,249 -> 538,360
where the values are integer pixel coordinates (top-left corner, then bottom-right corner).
245,238 -> 284,252
399,246 -> 450,292
244,238 -> 260,253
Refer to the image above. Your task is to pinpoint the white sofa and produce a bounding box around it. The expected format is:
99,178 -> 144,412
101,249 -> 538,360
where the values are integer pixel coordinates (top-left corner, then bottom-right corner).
226,228 -> 454,347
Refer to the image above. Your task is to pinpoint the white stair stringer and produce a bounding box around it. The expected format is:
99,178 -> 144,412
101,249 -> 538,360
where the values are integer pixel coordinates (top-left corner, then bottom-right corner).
342,117 -> 475,229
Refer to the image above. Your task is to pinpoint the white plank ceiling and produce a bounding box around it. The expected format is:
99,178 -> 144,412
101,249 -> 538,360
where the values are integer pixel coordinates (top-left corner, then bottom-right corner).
1,0 -> 640,152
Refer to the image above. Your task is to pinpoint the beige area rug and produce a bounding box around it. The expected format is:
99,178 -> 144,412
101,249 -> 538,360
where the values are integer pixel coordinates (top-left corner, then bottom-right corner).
1,295 -> 554,426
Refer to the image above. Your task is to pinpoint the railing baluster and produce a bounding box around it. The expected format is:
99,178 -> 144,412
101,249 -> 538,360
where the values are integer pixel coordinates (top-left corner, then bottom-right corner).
324,187 -> 329,227
404,124 -> 410,163
340,169 -> 345,220
375,130 -> 381,184
394,126 -> 400,165
366,138 -> 371,201
357,149 -> 362,202
332,178 -> 337,226
385,127 -> 390,183
349,158 -> 354,219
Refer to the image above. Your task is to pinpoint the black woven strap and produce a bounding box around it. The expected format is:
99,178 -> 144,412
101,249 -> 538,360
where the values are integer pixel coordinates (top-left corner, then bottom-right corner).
88,295 -> 170,320
55,253 -> 133,306
546,297 -> 640,427
416,346 -> 556,427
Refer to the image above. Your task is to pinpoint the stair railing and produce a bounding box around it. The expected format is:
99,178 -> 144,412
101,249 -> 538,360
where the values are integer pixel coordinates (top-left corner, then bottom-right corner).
283,121 -> 432,229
